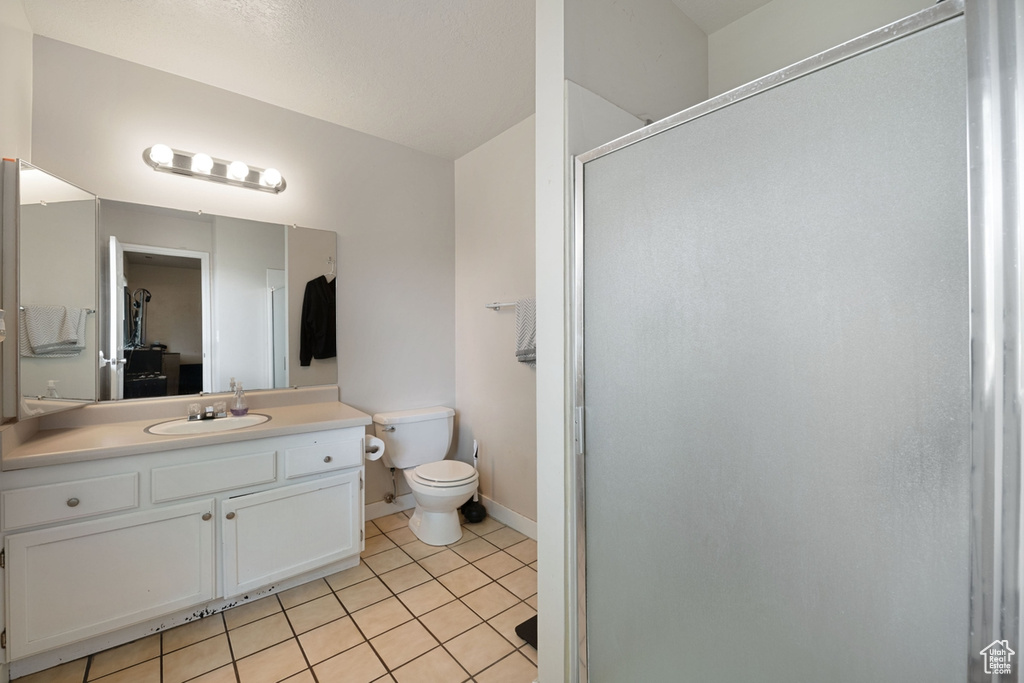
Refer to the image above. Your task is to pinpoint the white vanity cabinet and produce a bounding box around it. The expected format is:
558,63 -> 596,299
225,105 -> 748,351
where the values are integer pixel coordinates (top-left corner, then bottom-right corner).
222,471 -> 361,596
6,500 -> 216,659
0,425 -> 366,670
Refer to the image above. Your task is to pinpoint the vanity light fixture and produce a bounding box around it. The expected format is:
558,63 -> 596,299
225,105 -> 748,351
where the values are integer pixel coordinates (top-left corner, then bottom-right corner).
149,144 -> 174,165
227,160 -> 249,181
261,167 -> 283,188
143,145 -> 286,194
191,153 -> 214,175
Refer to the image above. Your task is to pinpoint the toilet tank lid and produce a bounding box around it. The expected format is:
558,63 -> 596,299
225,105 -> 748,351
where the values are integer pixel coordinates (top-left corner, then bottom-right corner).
372,406 -> 455,425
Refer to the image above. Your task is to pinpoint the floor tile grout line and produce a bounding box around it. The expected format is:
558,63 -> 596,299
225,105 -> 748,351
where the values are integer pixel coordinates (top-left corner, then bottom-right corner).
177,613 -> 231,683
274,591 -> 320,683
18,515 -> 534,683
356,528 -> 537,651
352,521 -> 530,677
474,649 -> 536,682
323,558 -> 400,679
218,612 -> 240,683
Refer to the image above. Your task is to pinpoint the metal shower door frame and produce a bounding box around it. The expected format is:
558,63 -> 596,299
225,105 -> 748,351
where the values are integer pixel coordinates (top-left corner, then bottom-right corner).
568,0 -> 1023,680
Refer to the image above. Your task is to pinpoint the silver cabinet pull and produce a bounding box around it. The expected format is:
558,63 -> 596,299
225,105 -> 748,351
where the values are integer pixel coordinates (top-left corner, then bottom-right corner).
66,498 -> 80,507
202,512 -> 212,521
324,455 -> 333,463
226,512 -> 236,520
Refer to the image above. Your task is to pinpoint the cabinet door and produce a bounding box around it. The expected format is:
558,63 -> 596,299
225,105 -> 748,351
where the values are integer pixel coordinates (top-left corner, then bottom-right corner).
6,499 -> 215,659
222,471 -> 361,597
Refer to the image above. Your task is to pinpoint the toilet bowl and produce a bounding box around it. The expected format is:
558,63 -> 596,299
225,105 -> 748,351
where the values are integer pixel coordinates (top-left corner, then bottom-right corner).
372,406 -> 476,546
404,460 -> 478,545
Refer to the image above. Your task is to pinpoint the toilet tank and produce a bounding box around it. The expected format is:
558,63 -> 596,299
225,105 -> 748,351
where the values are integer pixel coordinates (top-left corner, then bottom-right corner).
372,406 -> 455,470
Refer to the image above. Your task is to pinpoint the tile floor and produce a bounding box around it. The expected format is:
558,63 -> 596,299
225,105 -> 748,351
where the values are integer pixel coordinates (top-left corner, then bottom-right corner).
15,511 -> 538,683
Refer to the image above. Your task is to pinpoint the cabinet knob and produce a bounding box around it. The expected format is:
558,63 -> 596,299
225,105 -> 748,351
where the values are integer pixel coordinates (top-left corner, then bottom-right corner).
324,455 -> 332,463
202,512 -> 212,521
66,497 -> 80,508
226,512 -> 236,520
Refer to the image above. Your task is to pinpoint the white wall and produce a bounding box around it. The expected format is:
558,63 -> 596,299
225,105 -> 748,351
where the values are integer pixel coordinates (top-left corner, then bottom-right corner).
566,0 -> 708,122
454,115 -> 538,523
540,2 -> 695,680
567,81 -> 644,156
535,0 -> 568,677
30,37 -> 456,505
0,0 -> 31,160
708,0 -> 932,96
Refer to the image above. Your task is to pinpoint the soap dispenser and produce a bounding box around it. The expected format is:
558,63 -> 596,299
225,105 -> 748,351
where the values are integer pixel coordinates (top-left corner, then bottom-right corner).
231,382 -> 248,416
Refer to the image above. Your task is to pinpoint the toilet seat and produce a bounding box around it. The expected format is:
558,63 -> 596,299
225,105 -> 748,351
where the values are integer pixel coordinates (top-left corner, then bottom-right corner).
410,460 -> 477,488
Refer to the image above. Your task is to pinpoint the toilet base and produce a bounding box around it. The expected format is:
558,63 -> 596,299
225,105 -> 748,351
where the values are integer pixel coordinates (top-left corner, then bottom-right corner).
408,507 -> 463,546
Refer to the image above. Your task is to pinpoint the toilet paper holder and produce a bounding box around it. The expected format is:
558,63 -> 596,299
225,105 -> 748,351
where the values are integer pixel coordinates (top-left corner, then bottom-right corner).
364,435 -> 385,461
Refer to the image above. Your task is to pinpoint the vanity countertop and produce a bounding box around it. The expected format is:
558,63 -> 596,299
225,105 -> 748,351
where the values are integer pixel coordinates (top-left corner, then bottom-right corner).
2,400 -> 371,471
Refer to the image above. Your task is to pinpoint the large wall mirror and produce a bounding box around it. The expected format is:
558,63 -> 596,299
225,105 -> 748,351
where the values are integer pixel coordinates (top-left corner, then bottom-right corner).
2,160 -> 338,422
16,161 -> 98,417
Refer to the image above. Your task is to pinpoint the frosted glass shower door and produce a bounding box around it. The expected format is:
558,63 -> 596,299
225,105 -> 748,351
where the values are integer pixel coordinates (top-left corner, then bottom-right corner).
578,16 -> 969,683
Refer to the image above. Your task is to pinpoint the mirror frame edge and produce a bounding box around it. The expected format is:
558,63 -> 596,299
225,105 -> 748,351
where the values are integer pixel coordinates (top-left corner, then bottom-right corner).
6,160 -> 102,423
2,159 -> 20,423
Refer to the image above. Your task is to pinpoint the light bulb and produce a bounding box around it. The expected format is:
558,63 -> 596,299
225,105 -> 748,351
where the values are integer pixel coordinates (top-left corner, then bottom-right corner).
149,144 -> 174,165
261,168 -> 282,188
191,153 -> 213,174
228,161 -> 249,180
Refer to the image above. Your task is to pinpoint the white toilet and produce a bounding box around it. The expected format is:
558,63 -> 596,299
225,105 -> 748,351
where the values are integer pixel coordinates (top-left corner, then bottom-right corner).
372,406 -> 478,546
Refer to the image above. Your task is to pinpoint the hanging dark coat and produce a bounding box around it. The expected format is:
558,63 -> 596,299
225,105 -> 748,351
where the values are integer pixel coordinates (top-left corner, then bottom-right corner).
300,275 -> 336,366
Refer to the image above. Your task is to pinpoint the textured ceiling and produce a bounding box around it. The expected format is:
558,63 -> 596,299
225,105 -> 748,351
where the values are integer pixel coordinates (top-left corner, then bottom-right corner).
21,0 -> 536,160
20,1 -> 767,160
671,0 -> 773,34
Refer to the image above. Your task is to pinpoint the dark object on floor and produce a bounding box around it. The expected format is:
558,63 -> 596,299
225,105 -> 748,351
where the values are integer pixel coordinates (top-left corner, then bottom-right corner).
461,438 -> 487,523
515,615 -> 538,650
461,498 -> 487,523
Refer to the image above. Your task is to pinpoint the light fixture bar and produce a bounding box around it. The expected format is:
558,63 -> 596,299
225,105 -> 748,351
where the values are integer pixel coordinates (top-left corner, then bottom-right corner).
143,145 -> 286,194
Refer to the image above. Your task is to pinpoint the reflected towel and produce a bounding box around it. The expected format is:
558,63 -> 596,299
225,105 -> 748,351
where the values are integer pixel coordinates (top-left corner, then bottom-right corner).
515,297 -> 536,367
19,306 -> 88,357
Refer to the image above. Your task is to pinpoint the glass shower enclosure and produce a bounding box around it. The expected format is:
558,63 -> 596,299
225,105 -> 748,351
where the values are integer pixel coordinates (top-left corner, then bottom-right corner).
570,1 -> 1020,680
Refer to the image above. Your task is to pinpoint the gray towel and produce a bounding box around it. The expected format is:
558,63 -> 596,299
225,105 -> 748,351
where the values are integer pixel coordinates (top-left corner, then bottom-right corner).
515,297 -> 536,367
19,306 -> 87,357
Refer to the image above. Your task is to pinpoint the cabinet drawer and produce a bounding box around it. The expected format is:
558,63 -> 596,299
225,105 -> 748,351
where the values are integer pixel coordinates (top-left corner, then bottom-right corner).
284,438 -> 362,479
152,451 -> 277,503
2,473 -> 139,531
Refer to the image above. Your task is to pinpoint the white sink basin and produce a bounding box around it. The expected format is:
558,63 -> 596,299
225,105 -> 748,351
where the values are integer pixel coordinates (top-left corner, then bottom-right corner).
146,413 -> 270,436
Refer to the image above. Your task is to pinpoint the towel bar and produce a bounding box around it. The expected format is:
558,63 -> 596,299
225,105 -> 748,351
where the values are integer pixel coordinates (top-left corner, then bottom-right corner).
20,306 -> 95,313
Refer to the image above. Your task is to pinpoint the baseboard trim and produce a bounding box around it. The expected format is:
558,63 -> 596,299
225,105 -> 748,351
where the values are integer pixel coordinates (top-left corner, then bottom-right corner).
478,495 -> 537,540
364,494 -> 536,540
365,494 -> 415,521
